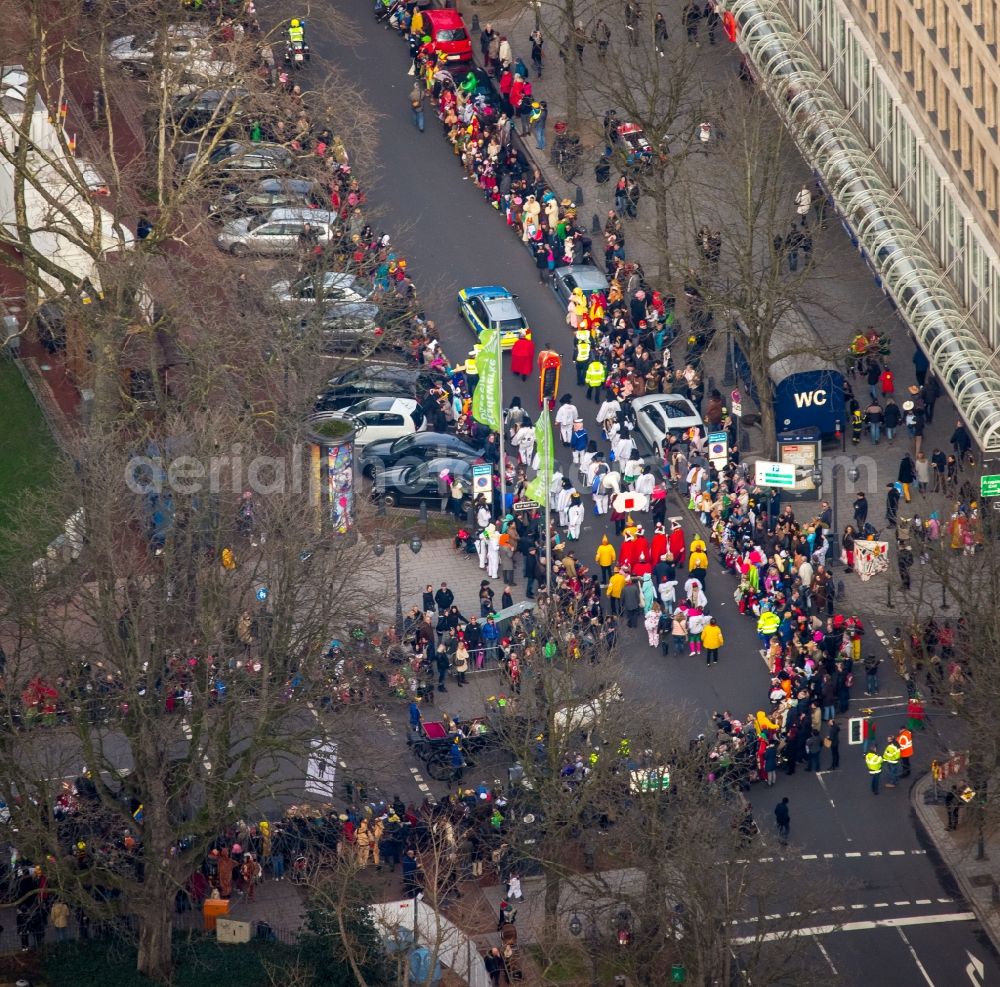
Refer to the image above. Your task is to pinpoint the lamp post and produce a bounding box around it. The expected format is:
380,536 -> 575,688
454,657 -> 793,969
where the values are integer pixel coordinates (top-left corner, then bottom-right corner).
568,913 -> 599,987
372,532 -> 423,636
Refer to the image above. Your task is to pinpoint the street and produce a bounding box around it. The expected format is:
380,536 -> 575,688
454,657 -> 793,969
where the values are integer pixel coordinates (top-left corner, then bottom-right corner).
289,4 -> 1000,982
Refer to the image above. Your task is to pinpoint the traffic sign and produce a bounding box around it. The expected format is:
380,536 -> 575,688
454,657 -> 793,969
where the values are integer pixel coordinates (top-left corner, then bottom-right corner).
730,388 -> 741,404
472,463 -> 493,497
981,474 -> 1000,497
753,460 -> 796,488
708,431 -> 728,465
731,401 -> 742,417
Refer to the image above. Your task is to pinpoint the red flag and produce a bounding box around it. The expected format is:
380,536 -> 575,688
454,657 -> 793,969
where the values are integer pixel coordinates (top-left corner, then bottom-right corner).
723,10 -> 738,42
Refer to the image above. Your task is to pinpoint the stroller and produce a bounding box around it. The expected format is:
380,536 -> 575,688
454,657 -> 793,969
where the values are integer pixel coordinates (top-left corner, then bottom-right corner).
291,855 -> 310,885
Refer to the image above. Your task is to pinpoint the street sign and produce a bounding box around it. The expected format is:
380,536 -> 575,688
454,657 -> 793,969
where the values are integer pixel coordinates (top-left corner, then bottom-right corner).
513,499 -> 540,512
981,474 -> 1000,497
472,463 -> 493,498
753,460 -> 796,488
731,401 -> 742,417
731,388 -> 741,404
708,431 -> 728,465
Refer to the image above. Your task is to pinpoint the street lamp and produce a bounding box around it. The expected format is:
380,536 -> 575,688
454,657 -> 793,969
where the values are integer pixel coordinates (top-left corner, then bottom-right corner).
372,533 -> 423,636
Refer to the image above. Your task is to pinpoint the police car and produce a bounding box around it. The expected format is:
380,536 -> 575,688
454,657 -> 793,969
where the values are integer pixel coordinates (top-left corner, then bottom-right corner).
457,286 -> 531,349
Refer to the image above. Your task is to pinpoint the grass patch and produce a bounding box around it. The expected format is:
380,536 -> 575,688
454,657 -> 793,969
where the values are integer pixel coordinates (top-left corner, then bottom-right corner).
0,359 -> 58,530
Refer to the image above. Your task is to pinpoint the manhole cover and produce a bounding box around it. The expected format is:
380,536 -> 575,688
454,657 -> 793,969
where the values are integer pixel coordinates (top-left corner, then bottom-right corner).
970,874 -> 994,887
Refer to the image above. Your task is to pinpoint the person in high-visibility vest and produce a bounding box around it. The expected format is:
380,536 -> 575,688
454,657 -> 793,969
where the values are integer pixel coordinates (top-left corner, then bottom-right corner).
882,738 -> 900,787
756,609 -> 780,644
574,329 -> 591,385
464,349 -> 478,394
897,726 -> 913,777
584,359 -> 606,403
288,18 -> 305,44
865,749 -> 883,795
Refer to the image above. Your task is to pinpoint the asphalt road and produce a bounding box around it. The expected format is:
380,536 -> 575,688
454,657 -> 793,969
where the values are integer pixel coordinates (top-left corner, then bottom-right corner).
303,6 -> 1000,982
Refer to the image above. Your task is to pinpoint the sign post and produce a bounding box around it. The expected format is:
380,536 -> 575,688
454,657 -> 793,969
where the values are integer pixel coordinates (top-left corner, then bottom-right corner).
472,463 -> 493,502
730,389 -> 742,450
708,431 -> 729,469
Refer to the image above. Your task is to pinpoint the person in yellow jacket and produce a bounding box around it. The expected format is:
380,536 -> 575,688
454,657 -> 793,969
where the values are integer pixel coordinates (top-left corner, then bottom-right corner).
865,749 -> 883,794
688,537 -> 709,588
606,568 -> 625,615
595,535 -> 617,585
585,359 -> 606,403
700,617 -> 724,666
882,738 -> 900,787
757,609 -> 780,643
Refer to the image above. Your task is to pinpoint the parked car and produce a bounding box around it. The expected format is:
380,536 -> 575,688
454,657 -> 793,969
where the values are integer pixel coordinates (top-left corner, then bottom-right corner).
313,398 -> 417,451
180,141 -> 294,180
421,9 -> 474,65
374,456 -> 477,511
269,271 -> 372,307
109,25 -> 235,82
215,207 -> 338,257
294,303 -> 383,354
631,394 -> 706,451
551,264 -> 609,306
360,432 -> 484,478
316,363 -> 446,411
172,87 -> 249,134
209,178 -> 323,223
457,285 -> 529,349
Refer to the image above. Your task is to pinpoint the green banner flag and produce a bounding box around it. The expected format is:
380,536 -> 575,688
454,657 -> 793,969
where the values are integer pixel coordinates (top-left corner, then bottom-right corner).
525,409 -> 554,505
471,329 -> 502,432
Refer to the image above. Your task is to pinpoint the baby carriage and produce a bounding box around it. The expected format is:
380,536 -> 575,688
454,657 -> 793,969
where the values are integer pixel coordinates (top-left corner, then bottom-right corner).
291,855 -> 310,885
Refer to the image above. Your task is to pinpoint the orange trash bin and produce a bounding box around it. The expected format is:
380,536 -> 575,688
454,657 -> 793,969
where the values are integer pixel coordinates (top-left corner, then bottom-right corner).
203,897 -> 229,931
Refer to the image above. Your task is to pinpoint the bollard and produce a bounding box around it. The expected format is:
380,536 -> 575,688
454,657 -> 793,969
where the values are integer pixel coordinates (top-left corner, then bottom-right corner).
471,13 -> 480,31
592,213 -> 601,233
575,184 -> 584,206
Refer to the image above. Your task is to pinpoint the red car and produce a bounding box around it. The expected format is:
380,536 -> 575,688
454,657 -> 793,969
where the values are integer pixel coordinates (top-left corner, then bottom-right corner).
421,9 -> 473,65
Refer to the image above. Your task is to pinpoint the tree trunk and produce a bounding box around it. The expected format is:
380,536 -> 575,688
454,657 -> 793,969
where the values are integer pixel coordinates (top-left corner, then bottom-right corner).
563,2 -> 579,133
136,899 -> 173,981
652,170 -> 671,282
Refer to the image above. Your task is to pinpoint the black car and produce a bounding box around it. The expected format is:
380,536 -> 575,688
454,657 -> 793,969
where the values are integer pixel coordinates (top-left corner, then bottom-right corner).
374,456 -> 477,511
360,431 -> 484,477
209,178 -> 323,222
172,88 -> 248,134
315,363 -> 445,412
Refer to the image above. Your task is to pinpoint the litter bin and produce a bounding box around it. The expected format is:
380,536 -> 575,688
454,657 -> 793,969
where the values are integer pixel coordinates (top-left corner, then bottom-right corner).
203,897 -> 229,931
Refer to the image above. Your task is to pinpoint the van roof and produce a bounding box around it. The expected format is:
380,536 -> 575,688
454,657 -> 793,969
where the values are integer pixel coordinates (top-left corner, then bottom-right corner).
265,208 -> 337,223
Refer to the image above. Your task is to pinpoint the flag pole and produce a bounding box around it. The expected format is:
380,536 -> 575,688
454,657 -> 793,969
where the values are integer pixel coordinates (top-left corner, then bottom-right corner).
497,328 -> 507,516
543,402 -> 552,598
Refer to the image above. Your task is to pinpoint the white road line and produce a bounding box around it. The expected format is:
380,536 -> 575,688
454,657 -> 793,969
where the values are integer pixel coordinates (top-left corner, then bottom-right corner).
874,902 -> 890,908
897,926 -> 936,986
852,904 -> 866,910
889,850 -> 906,856
915,899 -> 932,905
894,901 -> 912,907
845,852 -> 862,857
831,906 -> 846,912
802,853 -> 818,860
814,936 -> 839,975
869,851 -> 884,856
937,897 -> 953,904
731,911 -> 975,945
824,853 -> 836,859
418,783 -> 430,792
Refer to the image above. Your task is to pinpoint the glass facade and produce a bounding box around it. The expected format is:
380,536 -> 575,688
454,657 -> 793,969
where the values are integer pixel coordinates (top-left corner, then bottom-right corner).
731,0 -> 1000,451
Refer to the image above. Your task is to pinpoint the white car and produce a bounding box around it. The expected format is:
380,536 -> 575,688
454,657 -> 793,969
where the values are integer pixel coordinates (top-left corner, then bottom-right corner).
269,272 -> 373,307
631,394 -> 706,451
314,397 -> 417,450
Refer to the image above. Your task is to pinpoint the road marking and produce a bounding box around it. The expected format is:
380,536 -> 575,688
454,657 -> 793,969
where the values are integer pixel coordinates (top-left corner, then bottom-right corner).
915,899 -> 932,905
845,852 -> 862,857
869,851 -> 883,856
894,901 -> 912,907
898,926 -> 936,986
874,902 -> 890,908
802,853 -> 818,860
938,897 -> 954,904
831,906 -> 846,912
967,950 -> 985,986
851,904 -> 866,910
889,850 -> 906,855
730,911 -> 976,944
814,936 -> 839,975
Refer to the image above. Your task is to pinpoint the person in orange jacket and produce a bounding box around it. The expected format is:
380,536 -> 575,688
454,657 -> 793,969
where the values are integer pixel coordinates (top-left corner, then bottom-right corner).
896,724 -> 913,777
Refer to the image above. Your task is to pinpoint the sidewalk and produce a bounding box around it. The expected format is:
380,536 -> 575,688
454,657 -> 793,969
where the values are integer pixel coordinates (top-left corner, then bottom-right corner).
912,772 -> 1000,953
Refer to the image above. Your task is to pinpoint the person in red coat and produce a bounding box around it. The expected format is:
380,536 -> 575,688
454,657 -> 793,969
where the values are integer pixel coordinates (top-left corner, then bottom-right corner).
631,552 -> 652,578
668,520 -> 687,565
510,331 -> 535,381
618,532 -> 637,570
650,522 -> 667,562
631,525 -> 650,564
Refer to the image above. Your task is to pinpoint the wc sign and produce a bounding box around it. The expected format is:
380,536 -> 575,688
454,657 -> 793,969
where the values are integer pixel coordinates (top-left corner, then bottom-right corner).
793,389 -> 828,408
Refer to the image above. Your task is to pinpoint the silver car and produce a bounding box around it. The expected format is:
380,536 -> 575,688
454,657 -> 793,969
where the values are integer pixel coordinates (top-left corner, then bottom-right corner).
216,208 -> 338,257
269,272 -> 373,307
551,264 -> 610,306
109,25 -> 235,81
